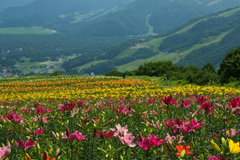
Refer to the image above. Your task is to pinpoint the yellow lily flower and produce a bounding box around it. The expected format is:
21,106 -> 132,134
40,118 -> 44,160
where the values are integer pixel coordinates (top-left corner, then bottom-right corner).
228,138 -> 240,154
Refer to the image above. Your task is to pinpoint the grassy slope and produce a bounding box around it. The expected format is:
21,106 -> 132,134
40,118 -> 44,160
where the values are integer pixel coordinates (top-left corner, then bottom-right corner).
114,7 -> 240,71
0,27 -> 57,34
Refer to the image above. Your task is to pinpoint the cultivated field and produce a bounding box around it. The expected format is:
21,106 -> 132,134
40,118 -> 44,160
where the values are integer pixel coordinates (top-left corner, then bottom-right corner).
0,76 -> 240,159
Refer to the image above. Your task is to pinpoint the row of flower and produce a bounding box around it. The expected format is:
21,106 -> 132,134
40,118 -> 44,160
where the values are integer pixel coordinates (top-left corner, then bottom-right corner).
0,76 -> 240,159
1,76 -> 240,101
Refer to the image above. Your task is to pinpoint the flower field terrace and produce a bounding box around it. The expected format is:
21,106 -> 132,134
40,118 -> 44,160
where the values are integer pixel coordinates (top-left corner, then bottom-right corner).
0,76 -> 240,159
0,76 -> 158,101
1,76 -> 240,101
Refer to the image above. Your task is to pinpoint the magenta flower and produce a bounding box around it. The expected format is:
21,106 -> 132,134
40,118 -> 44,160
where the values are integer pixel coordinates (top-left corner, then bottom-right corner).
136,133 -> 166,150
5,112 -> 24,123
149,134 -> 167,148
208,155 -> 228,160
14,138 -> 36,150
35,106 -> 47,115
60,127 -> 87,142
21,109 -> 31,113
194,94 -> 207,103
0,143 -> 10,160
136,137 -> 153,151
187,119 -> 205,130
177,100 -> 191,108
95,130 -> 114,139
58,102 -> 76,111
176,119 -> 204,134
163,119 -> 176,128
199,102 -> 214,114
114,106 -> 132,116
72,131 -> 88,142
161,95 -> 176,105
77,100 -> 84,106
229,97 -> 240,108
34,128 -> 45,136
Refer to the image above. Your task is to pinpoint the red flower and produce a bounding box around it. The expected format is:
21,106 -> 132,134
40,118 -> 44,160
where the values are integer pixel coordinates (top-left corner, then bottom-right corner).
43,151 -> 56,160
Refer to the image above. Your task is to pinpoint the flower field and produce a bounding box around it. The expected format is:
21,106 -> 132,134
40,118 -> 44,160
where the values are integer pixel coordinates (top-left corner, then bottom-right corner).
0,76 -> 240,159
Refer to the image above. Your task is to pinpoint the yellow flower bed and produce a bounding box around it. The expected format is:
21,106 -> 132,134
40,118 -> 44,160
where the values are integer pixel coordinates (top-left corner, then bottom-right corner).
1,77 -> 240,101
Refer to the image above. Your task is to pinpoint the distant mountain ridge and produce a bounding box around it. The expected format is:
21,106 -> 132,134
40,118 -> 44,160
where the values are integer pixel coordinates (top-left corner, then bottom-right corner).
1,0 -> 240,35
0,0 -> 35,11
63,6 -> 240,74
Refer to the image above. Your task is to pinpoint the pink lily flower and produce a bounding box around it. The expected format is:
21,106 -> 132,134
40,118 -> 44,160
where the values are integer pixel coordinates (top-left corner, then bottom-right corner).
119,133 -> 136,147
110,124 -> 128,137
165,133 -> 184,144
226,129 -> 240,138
14,138 -> 36,150
0,142 -> 10,160
60,127 -> 87,142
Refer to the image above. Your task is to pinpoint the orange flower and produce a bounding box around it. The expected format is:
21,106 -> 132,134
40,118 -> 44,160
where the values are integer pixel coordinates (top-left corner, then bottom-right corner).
176,145 -> 194,156
43,151 -> 56,160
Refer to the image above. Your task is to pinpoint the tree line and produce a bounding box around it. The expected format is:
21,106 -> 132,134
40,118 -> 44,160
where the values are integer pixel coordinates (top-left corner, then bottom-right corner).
105,46 -> 240,85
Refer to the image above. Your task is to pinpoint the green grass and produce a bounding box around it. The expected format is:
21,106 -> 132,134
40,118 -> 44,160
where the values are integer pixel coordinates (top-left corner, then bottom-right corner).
116,28 -> 232,71
0,26 -> 57,34
217,7 -> 240,17
74,60 -> 108,70
127,76 -> 187,87
72,12 -> 96,23
145,13 -> 157,36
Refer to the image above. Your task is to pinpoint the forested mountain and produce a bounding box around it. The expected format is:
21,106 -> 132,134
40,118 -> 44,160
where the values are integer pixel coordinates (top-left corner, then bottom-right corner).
1,0 -> 240,76
63,6 -> 240,74
0,0 -> 34,11
1,0 -> 240,35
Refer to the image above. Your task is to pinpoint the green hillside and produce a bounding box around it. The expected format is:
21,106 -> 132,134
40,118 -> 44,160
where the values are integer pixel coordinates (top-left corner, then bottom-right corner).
0,26 -> 57,34
64,6 -> 240,74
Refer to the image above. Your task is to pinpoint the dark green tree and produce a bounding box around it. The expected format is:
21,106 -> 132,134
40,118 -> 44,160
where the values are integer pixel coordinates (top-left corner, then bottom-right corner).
218,47 -> 240,83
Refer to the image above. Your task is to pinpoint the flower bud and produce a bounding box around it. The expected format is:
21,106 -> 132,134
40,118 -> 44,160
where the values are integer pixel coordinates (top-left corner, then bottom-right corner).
210,139 -> 221,153
167,143 -> 172,152
180,149 -> 185,158
43,151 -> 48,160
